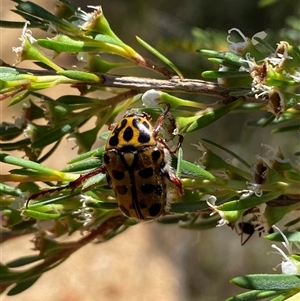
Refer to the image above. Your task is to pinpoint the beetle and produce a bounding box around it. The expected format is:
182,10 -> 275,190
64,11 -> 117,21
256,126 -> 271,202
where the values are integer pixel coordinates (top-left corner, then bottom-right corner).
26,104 -> 183,221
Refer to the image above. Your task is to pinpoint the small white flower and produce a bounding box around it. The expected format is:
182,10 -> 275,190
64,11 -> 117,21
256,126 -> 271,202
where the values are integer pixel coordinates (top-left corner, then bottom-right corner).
72,5 -> 102,30
239,54 -> 272,97
237,189 -> 254,199
271,225 -> 300,275
23,122 -> 36,141
191,141 -> 206,153
251,31 -> 267,45
238,182 -> 263,199
227,28 -> 251,54
73,194 -> 96,227
142,89 -> 161,108
227,28 -> 267,55
12,21 -> 36,62
254,86 -> 271,99
205,195 -> 229,227
239,53 -> 257,72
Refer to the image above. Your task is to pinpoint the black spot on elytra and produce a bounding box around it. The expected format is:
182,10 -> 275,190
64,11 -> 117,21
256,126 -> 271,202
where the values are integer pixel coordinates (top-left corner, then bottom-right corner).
112,170 -> 125,181
140,183 -> 155,194
138,131 -> 151,143
123,126 -> 134,141
151,150 -> 161,161
109,135 -> 119,147
148,203 -> 162,217
138,202 -> 147,209
115,185 -> 127,195
132,117 -> 141,129
132,118 -> 151,143
138,167 -> 153,179
109,119 -> 127,146
142,121 -> 150,129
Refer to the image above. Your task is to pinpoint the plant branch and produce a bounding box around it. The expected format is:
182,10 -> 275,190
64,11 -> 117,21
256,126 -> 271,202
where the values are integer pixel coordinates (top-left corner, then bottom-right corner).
99,74 -> 264,103
1,62 -> 265,103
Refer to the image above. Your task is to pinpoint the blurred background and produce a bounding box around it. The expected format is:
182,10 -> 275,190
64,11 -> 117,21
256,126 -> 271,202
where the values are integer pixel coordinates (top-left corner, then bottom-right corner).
1,0 -> 299,300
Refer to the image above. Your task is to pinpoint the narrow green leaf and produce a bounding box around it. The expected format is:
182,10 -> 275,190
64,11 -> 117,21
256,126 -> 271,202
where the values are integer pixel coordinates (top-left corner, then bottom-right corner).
10,9 -> 46,28
0,153 -> 64,176
173,157 -> 217,181
181,97 -> 244,133
202,70 -> 250,78
7,255 -> 43,268
37,37 -> 94,53
230,274 -> 300,290
7,276 -> 41,296
196,49 -> 224,58
265,231 -> 300,243
23,209 -> 63,220
56,95 -> 100,105
219,192 -> 283,211
67,146 -> 105,164
61,158 -> 102,172
285,217 -> 300,228
38,34 -> 126,56
226,290 -> 282,301
272,125 -> 300,134
26,192 -> 80,209
0,139 -> 31,151
9,91 -> 31,106
0,183 -> 23,197
57,70 -> 102,83
201,138 -> 251,168
0,21 -> 28,28
0,263 -> 21,282
15,1 -> 77,32
269,294 -> 290,301
252,36 -> 275,53
136,36 -> 183,78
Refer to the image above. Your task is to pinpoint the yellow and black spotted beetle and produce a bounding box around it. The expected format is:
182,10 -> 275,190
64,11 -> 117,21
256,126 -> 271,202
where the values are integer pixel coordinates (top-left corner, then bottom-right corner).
27,104 -> 183,221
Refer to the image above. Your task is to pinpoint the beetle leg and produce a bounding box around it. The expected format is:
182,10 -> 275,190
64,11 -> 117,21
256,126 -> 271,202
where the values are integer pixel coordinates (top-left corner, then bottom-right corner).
152,103 -> 171,137
162,167 -> 183,196
26,165 -> 107,208
160,148 -> 183,196
157,134 -> 183,154
153,104 -> 183,154
168,172 -> 183,196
